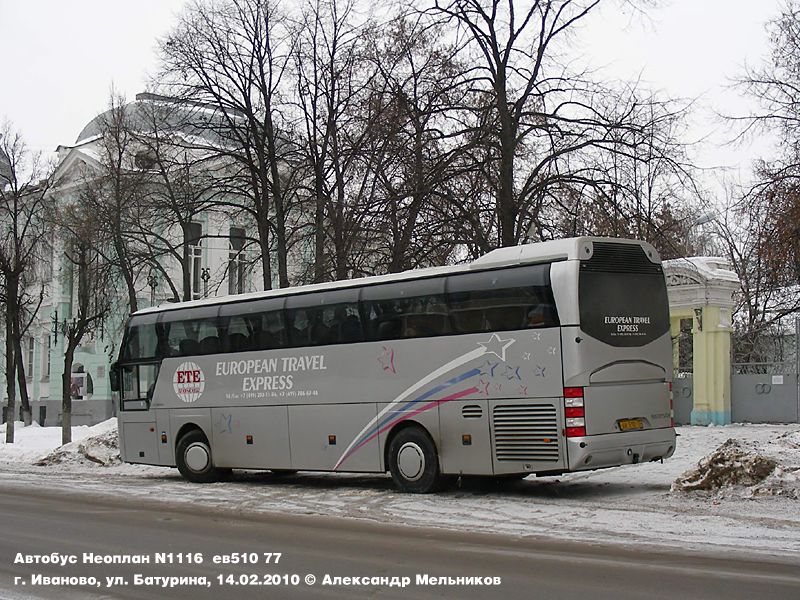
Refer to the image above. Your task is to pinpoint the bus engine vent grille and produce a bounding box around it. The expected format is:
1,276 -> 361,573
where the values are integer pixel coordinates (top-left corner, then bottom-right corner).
582,242 -> 662,275
493,404 -> 559,462
462,405 -> 483,419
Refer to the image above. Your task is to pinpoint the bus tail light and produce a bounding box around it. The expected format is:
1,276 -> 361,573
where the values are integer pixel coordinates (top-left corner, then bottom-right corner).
564,388 -> 585,437
565,426 -> 586,437
668,381 -> 675,428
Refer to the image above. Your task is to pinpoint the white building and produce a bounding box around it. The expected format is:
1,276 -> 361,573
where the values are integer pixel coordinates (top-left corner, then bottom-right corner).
2,92 -> 302,426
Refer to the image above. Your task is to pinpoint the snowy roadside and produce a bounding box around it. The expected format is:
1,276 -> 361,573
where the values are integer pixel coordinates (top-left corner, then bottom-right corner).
1,420 -> 799,560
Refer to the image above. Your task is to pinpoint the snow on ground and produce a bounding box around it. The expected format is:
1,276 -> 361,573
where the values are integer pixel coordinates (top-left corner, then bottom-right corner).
0,420 -> 111,464
0,420 -> 799,560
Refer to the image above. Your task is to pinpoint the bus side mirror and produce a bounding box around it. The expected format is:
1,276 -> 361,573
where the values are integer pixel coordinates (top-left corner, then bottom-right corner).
109,363 -> 120,392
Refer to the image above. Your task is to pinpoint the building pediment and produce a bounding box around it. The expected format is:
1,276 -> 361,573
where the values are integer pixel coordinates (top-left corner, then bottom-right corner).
51,146 -> 103,191
663,256 -> 740,311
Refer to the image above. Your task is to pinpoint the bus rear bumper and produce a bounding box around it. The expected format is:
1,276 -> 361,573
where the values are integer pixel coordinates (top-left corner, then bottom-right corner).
565,428 -> 676,472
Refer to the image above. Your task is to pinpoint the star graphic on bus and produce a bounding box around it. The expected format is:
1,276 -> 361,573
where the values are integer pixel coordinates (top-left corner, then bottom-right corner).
378,346 -> 396,374
503,365 -> 522,381
477,333 -> 515,361
534,365 -> 546,377
480,361 -> 500,378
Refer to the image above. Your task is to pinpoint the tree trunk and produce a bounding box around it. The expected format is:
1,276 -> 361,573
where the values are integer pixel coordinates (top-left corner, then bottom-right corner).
256,214 -> 273,291
115,236 -> 139,313
265,113 -> 290,289
313,166 -> 326,283
181,226 -> 192,302
273,194 -> 290,288
4,314 -> 16,443
61,344 -> 76,445
13,339 -> 32,426
4,277 -> 18,443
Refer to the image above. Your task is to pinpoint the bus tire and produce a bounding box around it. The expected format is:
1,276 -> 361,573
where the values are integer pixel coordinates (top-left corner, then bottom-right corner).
175,429 -> 228,483
387,427 -> 442,494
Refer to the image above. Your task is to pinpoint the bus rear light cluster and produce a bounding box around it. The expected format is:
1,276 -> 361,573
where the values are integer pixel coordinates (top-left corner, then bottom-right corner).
564,387 -> 586,437
668,381 -> 675,428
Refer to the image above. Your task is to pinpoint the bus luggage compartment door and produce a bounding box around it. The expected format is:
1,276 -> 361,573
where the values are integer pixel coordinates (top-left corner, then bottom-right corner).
583,381 -> 671,436
119,413 -> 160,464
489,398 -> 565,475
438,400 -> 493,476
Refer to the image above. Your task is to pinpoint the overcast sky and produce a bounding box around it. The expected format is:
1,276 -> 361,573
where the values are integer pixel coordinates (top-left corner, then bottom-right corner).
0,0 -> 784,183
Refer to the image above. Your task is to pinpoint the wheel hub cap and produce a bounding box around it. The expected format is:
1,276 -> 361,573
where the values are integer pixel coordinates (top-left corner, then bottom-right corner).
397,442 -> 425,481
185,443 -> 210,472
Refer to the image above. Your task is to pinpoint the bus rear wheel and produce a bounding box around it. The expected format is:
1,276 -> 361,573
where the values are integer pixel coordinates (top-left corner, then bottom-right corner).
387,427 -> 442,494
175,429 -> 229,483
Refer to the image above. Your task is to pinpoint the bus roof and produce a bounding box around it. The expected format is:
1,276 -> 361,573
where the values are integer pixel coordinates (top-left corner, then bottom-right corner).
133,236 -> 657,317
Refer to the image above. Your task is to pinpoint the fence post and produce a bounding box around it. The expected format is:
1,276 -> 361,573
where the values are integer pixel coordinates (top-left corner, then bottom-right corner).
796,317 -> 800,420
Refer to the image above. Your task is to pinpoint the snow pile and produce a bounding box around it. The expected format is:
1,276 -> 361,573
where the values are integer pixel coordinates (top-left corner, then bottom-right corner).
35,418 -> 120,467
0,420 -> 41,433
672,432 -> 800,498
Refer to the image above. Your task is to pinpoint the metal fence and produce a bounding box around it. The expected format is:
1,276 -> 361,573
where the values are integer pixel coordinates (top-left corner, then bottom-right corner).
673,318 -> 799,424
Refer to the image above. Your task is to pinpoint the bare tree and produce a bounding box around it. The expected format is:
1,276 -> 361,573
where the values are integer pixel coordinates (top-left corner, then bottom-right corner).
553,89 -> 700,258
731,1 -> 800,287
158,0 -> 299,289
129,95 -> 229,301
0,123 -> 52,438
54,202 -> 113,445
363,12 -> 473,271
78,92 -> 150,314
293,0 -> 400,281
425,0 -> 685,252
721,0 -> 800,355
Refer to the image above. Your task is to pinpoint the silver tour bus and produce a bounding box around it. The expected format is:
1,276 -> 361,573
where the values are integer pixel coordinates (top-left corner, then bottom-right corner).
111,237 -> 676,493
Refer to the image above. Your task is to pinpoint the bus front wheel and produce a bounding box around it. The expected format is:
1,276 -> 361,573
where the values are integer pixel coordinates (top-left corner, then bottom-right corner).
387,427 -> 442,493
175,429 -> 229,483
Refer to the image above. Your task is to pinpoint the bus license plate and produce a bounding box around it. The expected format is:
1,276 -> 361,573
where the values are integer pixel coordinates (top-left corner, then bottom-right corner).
618,419 -> 644,431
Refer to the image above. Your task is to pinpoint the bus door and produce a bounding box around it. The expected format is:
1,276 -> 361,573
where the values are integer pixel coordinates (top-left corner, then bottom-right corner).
114,361 -> 167,464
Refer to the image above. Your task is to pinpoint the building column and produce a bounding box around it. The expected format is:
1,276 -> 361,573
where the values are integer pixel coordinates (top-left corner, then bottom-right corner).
691,306 -> 732,425
670,315 -> 682,373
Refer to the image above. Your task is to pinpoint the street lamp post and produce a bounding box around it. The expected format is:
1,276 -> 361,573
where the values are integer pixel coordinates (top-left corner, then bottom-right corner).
201,268 -> 211,298
147,272 -> 158,306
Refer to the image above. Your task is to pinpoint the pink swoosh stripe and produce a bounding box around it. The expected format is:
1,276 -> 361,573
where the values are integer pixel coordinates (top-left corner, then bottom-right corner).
335,386 -> 479,469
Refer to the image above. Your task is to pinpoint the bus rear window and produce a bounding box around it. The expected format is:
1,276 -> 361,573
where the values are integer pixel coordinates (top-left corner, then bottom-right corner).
578,244 -> 669,347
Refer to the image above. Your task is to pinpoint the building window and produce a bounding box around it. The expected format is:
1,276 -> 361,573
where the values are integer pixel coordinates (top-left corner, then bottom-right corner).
228,227 -> 247,295
26,337 -> 35,378
188,222 -> 203,300
41,240 -> 53,281
134,150 -> 156,170
42,335 -> 51,379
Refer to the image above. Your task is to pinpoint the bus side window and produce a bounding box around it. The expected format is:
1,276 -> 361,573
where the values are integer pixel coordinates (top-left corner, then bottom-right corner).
446,265 -> 559,334
286,290 -> 362,347
222,315 -> 252,352
339,307 -> 363,343
362,278 -> 447,341
288,308 -> 313,346
259,310 -> 287,350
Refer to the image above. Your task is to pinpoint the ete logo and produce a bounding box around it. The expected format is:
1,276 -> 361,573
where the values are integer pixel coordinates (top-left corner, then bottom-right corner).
173,361 -> 205,403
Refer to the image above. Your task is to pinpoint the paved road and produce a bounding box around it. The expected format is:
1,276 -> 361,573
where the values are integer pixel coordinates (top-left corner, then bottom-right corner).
0,484 -> 798,600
